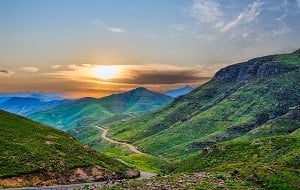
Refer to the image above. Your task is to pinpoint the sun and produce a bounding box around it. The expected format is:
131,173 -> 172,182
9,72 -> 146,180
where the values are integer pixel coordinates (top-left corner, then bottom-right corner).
94,66 -> 119,80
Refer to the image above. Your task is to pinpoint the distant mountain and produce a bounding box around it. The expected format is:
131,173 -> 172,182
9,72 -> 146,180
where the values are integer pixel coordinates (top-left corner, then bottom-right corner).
0,97 -> 70,116
164,85 -> 194,97
0,110 -> 137,188
29,87 -> 173,131
0,93 -> 63,102
107,50 -> 300,189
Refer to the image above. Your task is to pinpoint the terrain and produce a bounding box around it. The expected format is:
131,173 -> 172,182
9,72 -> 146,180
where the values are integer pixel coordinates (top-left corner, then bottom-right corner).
0,97 -> 70,116
29,87 -> 173,131
105,49 -> 300,189
164,85 -> 194,97
0,110 -> 138,188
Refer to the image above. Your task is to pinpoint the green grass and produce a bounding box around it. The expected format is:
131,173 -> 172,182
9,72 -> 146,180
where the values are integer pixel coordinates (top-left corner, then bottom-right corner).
0,110 -> 130,178
176,134 -> 300,189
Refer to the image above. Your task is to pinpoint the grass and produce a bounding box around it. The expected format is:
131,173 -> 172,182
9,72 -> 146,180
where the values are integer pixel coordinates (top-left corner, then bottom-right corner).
0,110 -> 130,178
176,134 -> 300,189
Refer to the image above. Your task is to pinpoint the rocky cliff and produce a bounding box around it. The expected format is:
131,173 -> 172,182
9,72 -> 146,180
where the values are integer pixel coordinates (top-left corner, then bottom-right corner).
212,55 -> 298,82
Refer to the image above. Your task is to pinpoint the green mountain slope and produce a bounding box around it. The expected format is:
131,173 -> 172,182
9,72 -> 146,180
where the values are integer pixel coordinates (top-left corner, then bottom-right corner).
0,110 -> 137,188
108,50 -> 300,159
176,106 -> 300,189
29,87 -> 173,131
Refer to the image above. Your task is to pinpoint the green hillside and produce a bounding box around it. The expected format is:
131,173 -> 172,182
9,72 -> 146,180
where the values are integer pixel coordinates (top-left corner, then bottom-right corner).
108,50 -> 300,159
176,106 -> 300,189
103,50 -> 300,189
29,87 -> 173,131
0,110 -> 137,188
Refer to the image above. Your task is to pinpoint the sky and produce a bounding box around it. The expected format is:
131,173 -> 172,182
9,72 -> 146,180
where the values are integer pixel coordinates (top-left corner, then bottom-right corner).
0,0 -> 300,98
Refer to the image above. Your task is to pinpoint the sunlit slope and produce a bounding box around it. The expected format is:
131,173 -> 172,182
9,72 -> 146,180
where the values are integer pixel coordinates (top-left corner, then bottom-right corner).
0,110 -> 135,186
29,87 -> 173,131
109,50 -> 300,158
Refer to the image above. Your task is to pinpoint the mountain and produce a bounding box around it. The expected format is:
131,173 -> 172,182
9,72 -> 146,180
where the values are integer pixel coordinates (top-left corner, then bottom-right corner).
164,85 -> 194,97
107,50 -> 300,188
29,87 -> 173,131
0,97 -> 70,116
0,93 -> 63,102
0,110 -> 138,188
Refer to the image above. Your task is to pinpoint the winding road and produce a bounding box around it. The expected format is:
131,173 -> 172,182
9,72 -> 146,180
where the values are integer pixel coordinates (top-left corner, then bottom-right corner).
95,126 -> 145,154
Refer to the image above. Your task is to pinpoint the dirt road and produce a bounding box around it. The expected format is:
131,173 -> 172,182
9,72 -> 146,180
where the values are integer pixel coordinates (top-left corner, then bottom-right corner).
95,126 -> 145,154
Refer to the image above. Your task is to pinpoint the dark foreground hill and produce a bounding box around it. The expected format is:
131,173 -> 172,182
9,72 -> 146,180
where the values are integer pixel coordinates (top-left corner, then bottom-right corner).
107,49 -> 300,189
0,110 -> 138,188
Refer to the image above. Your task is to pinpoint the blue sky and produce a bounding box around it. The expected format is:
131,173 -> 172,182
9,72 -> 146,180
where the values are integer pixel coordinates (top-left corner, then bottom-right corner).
0,0 -> 300,97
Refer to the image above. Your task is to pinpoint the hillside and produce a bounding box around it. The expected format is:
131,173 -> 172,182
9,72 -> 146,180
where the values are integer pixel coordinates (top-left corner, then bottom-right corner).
29,87 -> 173,131
109,50 -> 300,158
164,85 -> 194,97
0,110 -> 138,188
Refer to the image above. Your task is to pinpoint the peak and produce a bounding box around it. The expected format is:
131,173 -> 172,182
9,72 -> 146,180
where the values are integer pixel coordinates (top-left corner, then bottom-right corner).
183,85 -> 193,89
293,48 -> 300,54
133,87 -> 148,91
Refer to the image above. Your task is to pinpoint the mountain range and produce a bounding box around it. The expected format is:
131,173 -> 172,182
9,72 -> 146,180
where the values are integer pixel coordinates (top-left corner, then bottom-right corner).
0,97 -> 70,116
29,87 -> 174,131
106,49 -> 300,189
1,50 -> 300,189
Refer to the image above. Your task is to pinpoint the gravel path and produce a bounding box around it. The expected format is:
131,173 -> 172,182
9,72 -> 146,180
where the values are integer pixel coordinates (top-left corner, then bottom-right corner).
95,126 -> 145,154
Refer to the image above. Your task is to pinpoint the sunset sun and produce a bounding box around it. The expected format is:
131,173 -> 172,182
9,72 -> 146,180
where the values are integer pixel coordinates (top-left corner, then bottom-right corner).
94,66 -> 119,80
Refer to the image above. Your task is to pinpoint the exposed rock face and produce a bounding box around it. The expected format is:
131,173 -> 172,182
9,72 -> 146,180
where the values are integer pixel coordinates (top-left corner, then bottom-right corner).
212,56 -> 297,82
0,166 -> 140,188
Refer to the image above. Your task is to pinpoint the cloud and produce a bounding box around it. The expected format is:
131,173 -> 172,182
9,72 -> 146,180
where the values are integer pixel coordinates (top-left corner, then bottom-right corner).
273,22 -> 291,35
297,0 -> 300,9
191,0 -> 222,24
0,70 -> 9,74
107,27 -> 126,33
110,69 -> 210,85
46,64 -> 213,86
0,70 -> 14,76
171,24 -> 185,31
52,64 -> 62,69
19,67 -> 39,72
91,19 -> 126,33
220,1 -> 264,32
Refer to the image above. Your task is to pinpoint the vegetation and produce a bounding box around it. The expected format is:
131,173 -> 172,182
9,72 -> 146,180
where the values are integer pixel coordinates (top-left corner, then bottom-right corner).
29,87 -> 173,132
0,110 -> 131,178
98,172 -> 260,190
108,50 -> 300,159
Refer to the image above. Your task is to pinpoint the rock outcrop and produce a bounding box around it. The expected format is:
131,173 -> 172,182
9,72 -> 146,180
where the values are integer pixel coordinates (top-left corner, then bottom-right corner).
212,55 -> 297,82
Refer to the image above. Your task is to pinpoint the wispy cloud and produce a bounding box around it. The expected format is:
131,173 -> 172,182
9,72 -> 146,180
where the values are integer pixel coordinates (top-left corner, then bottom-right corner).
297,0 -> 300,9
191,0 -> 222,24
0,70 -> 14,76
273,22 -> 291,35
52,64 -> 62,69
19,67 -> 39,73
91,19 -> 126,33
171,24 -> 185,31
220,1 -> 264,32
107,27 -> 125,33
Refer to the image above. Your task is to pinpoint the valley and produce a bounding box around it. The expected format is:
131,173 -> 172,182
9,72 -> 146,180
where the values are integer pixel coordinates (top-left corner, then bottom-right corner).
1,50 -> 300,189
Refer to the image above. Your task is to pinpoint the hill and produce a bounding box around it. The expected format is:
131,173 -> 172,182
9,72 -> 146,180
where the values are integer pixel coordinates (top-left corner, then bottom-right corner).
109,50 -> 300,158
0,97 -> 70,116
164,85 -> 194,97
105,50 -> 300,189
29,87 -> 173,131
0,110 -> 138,188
